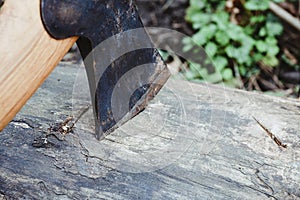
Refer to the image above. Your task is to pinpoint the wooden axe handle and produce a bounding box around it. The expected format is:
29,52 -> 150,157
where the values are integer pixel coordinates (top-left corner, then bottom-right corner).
0,0 -> 78,130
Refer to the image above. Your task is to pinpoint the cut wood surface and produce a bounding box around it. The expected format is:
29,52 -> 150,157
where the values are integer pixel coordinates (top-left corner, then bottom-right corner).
0,0 -> 77,130
0,62 -> 300,199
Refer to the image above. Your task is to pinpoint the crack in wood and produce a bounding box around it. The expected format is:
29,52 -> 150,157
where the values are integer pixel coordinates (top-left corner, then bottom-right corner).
37,181 -> 50,196
244,185 -> 278,200
76,138 -> 124,173
255,169 -> 274,194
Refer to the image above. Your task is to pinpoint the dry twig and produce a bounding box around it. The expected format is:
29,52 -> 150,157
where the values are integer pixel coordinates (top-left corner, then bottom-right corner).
269,2 -> 300,32
253,116 -> 287,148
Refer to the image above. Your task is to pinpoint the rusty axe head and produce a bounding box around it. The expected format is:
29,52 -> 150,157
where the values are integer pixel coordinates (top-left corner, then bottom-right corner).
41,0 -> 170,140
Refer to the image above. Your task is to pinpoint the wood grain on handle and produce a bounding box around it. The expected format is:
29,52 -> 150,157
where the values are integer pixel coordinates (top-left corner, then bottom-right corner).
0,0 -> 78,130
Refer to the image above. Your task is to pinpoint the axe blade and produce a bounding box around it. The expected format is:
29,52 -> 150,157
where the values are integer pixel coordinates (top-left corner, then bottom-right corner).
41,0 -> 170,139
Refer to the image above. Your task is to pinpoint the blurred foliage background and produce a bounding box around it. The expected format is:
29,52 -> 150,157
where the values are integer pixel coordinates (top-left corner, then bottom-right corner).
183,0 -> 299,97
137,0 -> 300,98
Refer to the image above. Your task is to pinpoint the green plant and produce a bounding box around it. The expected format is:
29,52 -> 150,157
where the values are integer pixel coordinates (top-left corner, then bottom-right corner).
183,0 -> 284,87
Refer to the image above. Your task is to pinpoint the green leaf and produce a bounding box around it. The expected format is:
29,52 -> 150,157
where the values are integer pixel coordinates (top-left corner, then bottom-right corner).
205,42 -> 218,57
264,91 -> 286,97
185,62 -> 203,80
240,35 -> 255,50
237,54 -> 251,65
205,72 -> 223,83
245,55 -> 253,66
255,40 -> 268,52
266,21 -> 283,36
192,24 -> 217,46
245,0 -> 270,11
189,62 -> 202,74
182,37 -> 194,52
198,68 -> 209,78
192,31 -> 206,46
253,53 -> 264,62
185,70 -> 198,80
225,45 -> 237,58
259,27 -> 267,37
213,56 -> 228,71
272,0 -> 284,3
239,65 -> 247,76
183,44 -> 193,52
185,7 -> 199,22
182,37 -> 192,45
192,23 -> 204,30
227,24 -> 243,40
225,45 -> 252,64
244,25 -> 255,35
250,15 -> 266,23
212,11 -> 229,30
215,30 -> 230,46
225,33 -> 254,64
158,50 -> 170,61
265,36 -> 277,45
222,68 -> 233,81
190,0 -> 206,9
201,24 -> 217,39
190,13 -> 211,27
267,45 -> 280,56
224,78 -> 243,88
262,55 -> 279,67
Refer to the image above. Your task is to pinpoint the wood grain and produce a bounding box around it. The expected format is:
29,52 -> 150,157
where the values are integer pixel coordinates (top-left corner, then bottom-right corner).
0,62 -> 299,199
0,0 -> 77,130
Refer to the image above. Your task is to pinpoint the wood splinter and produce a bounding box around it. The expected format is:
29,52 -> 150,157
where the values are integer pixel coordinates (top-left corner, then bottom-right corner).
252,116 -> 287,148
55,105 -> 90,135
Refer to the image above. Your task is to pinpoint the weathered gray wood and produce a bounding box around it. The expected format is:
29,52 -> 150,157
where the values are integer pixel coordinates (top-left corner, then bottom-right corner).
0,61 -> 299,199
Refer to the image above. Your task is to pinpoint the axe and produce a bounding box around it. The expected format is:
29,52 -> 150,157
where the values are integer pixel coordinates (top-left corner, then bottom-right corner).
0,0 -> 170,139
